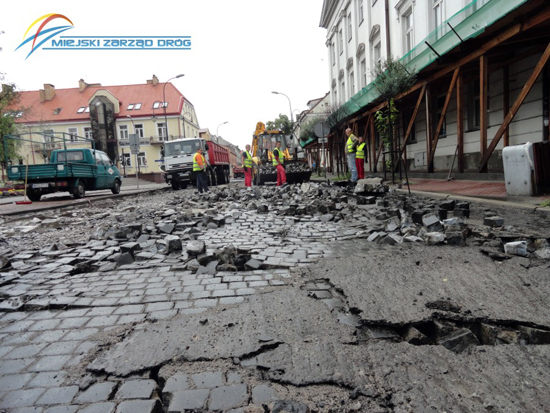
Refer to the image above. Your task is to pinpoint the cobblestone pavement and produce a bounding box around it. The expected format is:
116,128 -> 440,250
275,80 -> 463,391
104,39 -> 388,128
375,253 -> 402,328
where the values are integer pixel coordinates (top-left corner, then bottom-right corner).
0,191 -> 366,412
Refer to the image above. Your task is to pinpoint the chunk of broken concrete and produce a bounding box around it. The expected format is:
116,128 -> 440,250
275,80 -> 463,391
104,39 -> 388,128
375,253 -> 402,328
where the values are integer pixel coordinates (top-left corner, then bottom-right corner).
504,241 -> 528,257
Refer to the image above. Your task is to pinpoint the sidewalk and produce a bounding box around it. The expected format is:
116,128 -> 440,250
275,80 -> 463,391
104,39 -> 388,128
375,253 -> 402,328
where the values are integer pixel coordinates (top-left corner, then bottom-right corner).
311,173 -> 550,210
0,177 -> 168,216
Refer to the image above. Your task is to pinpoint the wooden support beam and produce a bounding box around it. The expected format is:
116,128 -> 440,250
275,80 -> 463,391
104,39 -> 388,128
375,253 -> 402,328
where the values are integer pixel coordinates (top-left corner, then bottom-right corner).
425,87 -> 432,171
428,68 -> 460,170
503,65 -> 510,147
363,115 -> 372,165
457,73 -> 465,173
370,114 -> 376,171
480,55 -> 489,173
479,42 -> 550,172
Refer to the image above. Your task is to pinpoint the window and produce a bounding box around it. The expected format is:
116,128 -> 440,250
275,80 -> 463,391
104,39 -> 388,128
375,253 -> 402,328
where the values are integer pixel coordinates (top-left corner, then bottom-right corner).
348,12 -> 352,42
134,103 -> 142,110
84,127 -> 93,140
332,42 -> 336,65
434,95 -> 447,139
162,102 -> 168,108
467,81 -> 481,131
349,71 -> 355,97
403,8 -> 414,54
127,104 -> 135,110
134,124 -> 144,138
157,123 -> 167,140
137,152 -> 147,167
360,58 -> 367,88
85,106 -> 90,113
153,102 -> 161,109
339,29 -> 343,55
333,89 -> 338,105
358,0 -> 364,25
122,153 -> 132,167
433,0 -> 444,39
43,129 -> 54,145
53,108 -> 62,115
77,107 -> 86,113
68,127 -> 78,142
341,80 -> 346,102
372,40 -> 381,70
99,152 -> 112,165
119,125 -> 129,140
58,151 -> 84,162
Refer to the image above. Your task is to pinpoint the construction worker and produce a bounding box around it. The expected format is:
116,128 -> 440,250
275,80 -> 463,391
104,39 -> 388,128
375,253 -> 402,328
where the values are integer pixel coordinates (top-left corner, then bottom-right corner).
242,144 -> 253,190
345,127 -> 358,183
355,136 -> 366,180
272,140 -> 287,187
193,147 -> 209,194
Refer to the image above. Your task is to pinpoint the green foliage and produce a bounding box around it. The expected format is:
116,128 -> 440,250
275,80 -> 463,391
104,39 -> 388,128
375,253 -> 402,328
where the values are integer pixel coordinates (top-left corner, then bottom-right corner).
541,200 -> 550,208
299,116 -> 323,142
371,55 -> 417,102
266,114 -> 293,134
0,79 -> 23,164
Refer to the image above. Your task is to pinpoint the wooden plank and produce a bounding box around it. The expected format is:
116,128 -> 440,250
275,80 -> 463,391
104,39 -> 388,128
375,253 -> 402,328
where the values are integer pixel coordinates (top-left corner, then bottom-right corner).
425,86 -> 432,172
457,74 -> 464,173
480,55 -> 489,173
503,65 -> 510,147
370,114 -> 376,171
429,68 -> 460,169
479,41 -> 550,171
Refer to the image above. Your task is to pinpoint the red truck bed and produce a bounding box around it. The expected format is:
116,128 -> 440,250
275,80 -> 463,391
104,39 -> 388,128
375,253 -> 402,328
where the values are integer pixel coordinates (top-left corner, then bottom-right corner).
207,141 -> 230,166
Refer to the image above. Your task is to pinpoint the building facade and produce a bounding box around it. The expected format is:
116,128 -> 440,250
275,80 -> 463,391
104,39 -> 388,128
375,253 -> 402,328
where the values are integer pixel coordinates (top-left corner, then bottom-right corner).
9,76 -> 199,180
320,0 -> 550,182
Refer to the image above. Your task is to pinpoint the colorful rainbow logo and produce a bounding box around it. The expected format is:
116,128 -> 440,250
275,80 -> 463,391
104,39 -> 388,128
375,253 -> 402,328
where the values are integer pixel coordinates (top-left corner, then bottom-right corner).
15,14 -> 74,59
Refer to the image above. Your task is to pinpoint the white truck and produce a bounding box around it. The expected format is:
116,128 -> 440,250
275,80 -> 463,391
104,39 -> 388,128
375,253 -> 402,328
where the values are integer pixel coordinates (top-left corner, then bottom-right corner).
161,138 -> 230,190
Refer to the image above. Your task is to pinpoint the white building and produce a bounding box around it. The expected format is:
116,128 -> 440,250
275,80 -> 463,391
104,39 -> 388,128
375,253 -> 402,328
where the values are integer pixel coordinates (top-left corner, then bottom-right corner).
319,0 -> 550,189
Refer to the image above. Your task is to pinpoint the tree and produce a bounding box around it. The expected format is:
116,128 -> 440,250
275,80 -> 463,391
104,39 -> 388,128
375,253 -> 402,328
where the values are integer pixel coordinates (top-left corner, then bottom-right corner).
0,79 -> 23,177
371,56 -> 416,174
299,116 -> 323,142
266,114 -> 292,134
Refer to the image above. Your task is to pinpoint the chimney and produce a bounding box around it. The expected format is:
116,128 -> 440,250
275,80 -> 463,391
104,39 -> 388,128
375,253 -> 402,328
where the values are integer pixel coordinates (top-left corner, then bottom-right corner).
147,75 -> 159,86
39,90 -> 45,103
79,79 -> 87,92
42,84 -> 56,101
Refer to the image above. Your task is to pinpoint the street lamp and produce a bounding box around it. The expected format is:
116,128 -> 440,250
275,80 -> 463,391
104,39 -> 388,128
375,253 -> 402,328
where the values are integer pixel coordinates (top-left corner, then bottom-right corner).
217,121 -> 228,137
163,74 -> 185,141
126,115 -> 138,187
272,91 -> 294,122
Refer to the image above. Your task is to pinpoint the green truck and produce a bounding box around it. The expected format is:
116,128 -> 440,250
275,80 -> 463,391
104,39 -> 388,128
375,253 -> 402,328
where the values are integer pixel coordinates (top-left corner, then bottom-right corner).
4,134 -> 122,201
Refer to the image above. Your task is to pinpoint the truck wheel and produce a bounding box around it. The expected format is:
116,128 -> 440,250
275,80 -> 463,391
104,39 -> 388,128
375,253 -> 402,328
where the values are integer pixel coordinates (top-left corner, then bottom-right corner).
171,181 -> 180,190
209,169 -> 217,186
180,181 -> 188,190
111,180 -> 121,194
217,169 -> 225,185
74,181 -> 86,199
225,170 -> 230,184
27,188 -> 41,202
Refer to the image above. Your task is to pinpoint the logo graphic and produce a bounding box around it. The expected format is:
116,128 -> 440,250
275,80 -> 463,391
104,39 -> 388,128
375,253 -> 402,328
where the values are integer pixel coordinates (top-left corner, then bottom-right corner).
15,13 -> 74,59
16,15 -> 191,59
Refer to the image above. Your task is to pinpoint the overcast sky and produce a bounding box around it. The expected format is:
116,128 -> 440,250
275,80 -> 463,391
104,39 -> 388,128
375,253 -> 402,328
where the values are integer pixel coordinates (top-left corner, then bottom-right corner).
1,0 -> 328,150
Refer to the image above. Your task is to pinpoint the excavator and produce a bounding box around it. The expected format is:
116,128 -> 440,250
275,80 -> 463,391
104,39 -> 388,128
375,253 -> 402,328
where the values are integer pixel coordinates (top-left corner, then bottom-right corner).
250,122 -> 311,185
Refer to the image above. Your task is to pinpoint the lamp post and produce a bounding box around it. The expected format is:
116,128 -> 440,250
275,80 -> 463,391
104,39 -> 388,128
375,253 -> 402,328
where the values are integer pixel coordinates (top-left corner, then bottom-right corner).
126,115 -> 138,188
163,74 -> 185,141
272,91 -> 294,122
216,121 -> 229,138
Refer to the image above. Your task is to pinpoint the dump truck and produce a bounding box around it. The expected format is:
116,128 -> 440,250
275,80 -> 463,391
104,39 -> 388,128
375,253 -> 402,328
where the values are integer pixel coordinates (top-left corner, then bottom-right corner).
162,137 -> 230,190
251,122 -> 311,185
3,133 -> 122,201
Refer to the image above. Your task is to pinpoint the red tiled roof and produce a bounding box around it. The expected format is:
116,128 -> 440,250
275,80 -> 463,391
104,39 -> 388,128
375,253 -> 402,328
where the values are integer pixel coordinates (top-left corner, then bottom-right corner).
14,82 -> 192,124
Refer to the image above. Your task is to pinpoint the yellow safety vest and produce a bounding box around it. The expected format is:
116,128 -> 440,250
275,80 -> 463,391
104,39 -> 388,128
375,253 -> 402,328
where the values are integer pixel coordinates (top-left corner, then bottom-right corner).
346,135 -> 356,153
272,148 -> 284,166
356,143 -> 366,159
193,153 -> 205,172
243,151 -> 252,168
